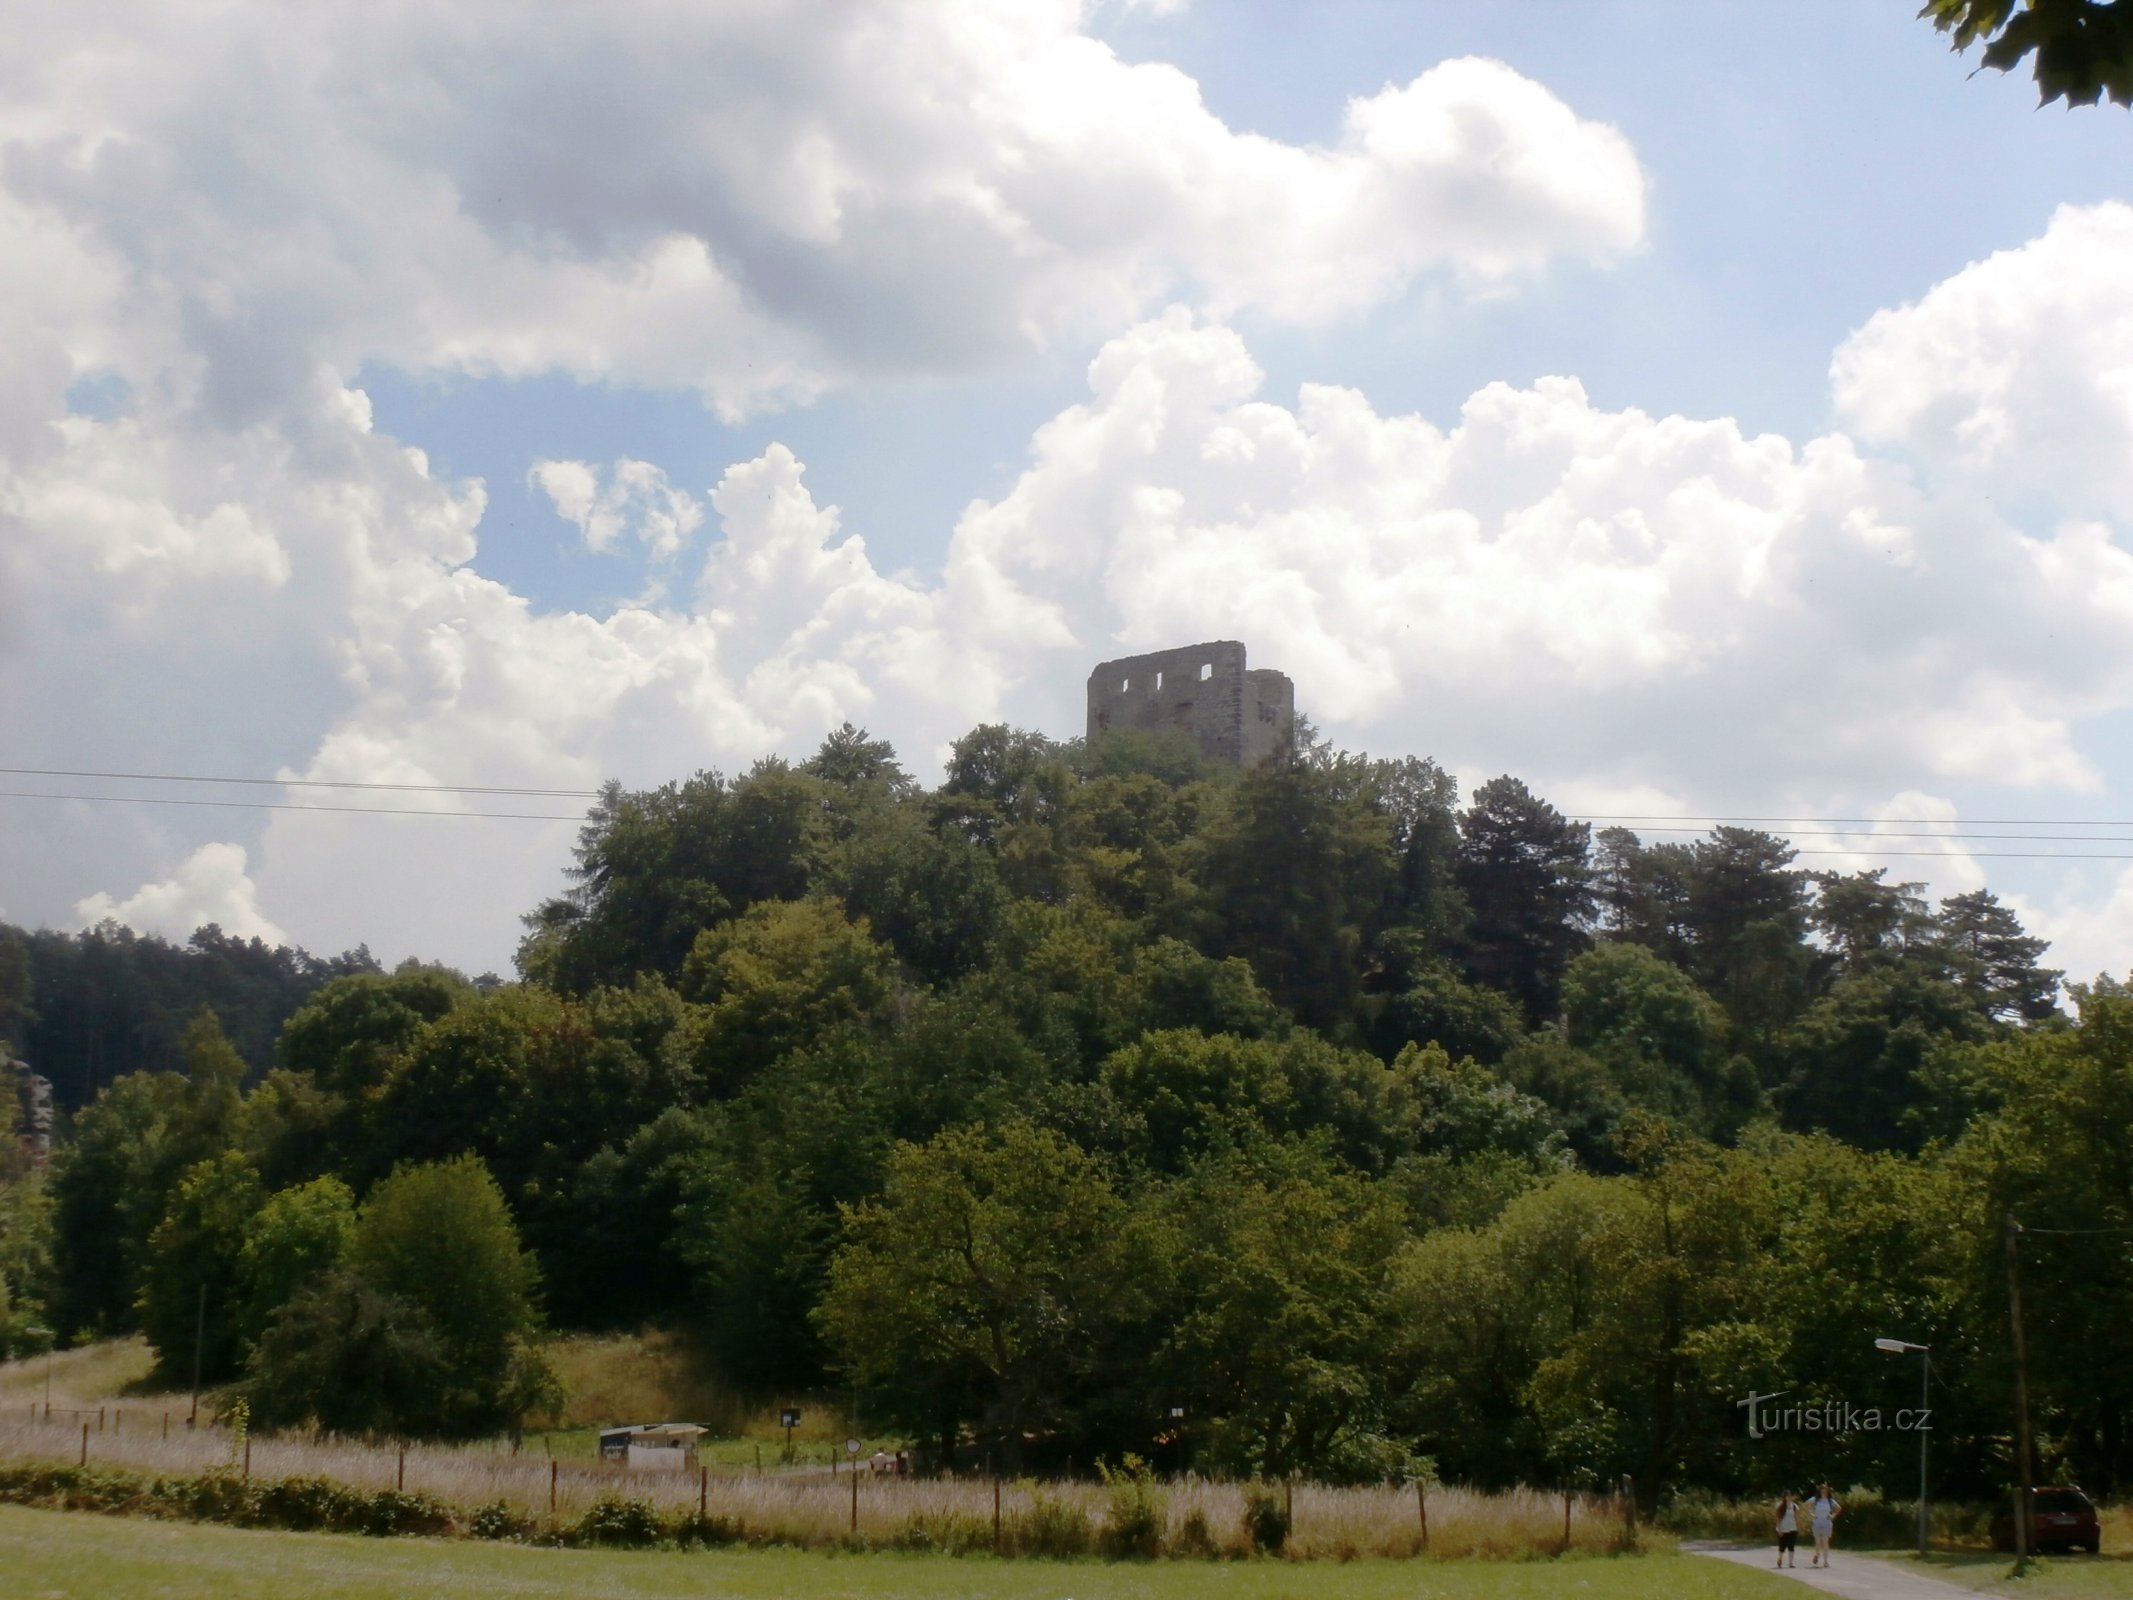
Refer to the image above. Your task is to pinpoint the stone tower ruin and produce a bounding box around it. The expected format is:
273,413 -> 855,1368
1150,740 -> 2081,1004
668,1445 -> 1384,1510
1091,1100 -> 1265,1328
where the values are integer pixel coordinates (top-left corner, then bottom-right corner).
1085,640 -> 1294,767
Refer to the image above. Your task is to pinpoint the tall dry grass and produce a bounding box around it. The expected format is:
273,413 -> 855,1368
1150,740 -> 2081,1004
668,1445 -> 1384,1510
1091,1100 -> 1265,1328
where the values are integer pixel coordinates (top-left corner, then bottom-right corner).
537,1329 -> 747,1434
0,1337 -> 163,1409
0,1408 -> 1648,1558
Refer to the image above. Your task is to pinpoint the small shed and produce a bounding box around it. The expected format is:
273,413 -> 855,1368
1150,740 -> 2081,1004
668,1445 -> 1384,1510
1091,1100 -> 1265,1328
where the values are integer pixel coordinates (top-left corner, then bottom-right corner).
598,1422 -> 708,1470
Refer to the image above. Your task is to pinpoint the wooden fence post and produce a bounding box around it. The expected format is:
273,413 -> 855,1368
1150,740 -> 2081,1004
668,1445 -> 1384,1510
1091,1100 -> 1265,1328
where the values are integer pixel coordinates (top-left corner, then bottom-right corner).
162,1412 -> 169,1440
98,1406 -> 106,1431
994,1476 -> 1002,1551
699,1463 -> 708,1519
550,1459 -> 558,1519
1562,1487 -> 1573,1554
243,1436 -> 251,1480
850,1458 -> 859,1534
79,1422 -> 88,1467
1417,1480 -> 1428,1550
397,1445 -> 406,1492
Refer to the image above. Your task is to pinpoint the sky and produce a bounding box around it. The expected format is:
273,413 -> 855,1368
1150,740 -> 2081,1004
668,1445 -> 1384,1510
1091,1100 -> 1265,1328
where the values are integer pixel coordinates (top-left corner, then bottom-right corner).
7,0 -> 2133,983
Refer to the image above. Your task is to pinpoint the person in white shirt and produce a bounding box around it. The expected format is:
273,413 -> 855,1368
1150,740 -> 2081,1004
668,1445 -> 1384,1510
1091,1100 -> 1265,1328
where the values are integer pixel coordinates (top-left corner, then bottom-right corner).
1808,1483 -> 1842,1566
1774,1492 -> 1800,1567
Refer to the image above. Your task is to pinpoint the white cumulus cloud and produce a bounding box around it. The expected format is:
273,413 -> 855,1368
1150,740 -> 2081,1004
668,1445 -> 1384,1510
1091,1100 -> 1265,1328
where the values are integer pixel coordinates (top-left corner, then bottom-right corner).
531,457 -> 703,558
76,842 -> 288,946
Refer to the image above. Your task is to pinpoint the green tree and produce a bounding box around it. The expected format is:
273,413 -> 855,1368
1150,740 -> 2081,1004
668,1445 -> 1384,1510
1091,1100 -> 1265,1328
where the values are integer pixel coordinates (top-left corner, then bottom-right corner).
1455,778 -> 1595,1025
137,1151 -> 266,1384
680,899 -> 899,1090
1778,966 -> 1990,1151
235,1175 -> 355,1354
520,763 -> 832,993
339,1155 -> 553,1433
1157,1146 -> 1408,1480
46,1013 -> 246,1336
1197,745 -> 1398,1034
247,1268 -> 453,1435
1936,888 -> 2062,1021
1923,0 -> 2133,107
1563,942 -> 1763,1142
817,1122 -> 1153,1468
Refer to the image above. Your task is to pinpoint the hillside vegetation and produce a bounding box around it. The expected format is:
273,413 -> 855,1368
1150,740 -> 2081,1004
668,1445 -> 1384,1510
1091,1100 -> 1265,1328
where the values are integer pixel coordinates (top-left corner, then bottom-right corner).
2,721 -> 2127,1513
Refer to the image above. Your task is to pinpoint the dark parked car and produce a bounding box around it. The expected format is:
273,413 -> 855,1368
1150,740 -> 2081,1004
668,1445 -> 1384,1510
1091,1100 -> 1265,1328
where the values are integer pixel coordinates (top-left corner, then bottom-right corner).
1992,1486 -> 2101,1554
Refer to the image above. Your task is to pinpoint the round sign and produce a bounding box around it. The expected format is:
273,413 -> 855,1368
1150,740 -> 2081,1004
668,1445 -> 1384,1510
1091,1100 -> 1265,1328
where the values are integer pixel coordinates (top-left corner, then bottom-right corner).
846,1436 -> 862,1455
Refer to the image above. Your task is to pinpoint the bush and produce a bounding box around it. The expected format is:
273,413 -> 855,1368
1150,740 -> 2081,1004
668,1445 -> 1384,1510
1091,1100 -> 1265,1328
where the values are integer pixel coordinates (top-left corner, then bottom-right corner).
251,1474 -> 369,1531
1173,1506 -> 1218,1558
1243,1483 -> 1288,1555
470,1500 -> 534,1540
1097,1455 -> 1166,1559
575,1492 -> 666,1548
0,1463 -> 147,1514
171,1470 -> 256,1524
891,1509 -> 994,1554
360,1488 -> 456,1537
674,1509 -> 744,1548
1012,1486 -> 1092,1557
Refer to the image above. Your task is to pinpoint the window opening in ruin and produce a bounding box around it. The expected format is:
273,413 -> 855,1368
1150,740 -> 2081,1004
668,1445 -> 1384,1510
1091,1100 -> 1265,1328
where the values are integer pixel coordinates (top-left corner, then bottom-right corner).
1155,671 -> 1164,689
1200,663 -> 1212,680
1121,678 -> 1130,692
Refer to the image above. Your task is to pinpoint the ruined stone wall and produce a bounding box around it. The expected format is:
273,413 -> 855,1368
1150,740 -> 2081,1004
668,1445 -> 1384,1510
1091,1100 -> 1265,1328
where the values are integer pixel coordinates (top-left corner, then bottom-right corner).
1242,667 -> 1296,766
1086,639 -> 1291,766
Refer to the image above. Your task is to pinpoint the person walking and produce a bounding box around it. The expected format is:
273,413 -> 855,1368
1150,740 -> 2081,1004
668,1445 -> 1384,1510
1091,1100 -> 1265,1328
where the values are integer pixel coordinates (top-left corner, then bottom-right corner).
1774,1491 -> 1800,1567
1808,1482 -> 1842,1567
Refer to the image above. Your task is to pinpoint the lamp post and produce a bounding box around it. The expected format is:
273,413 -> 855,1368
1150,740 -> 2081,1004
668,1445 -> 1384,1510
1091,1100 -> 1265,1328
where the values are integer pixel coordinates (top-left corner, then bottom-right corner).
1874,1337 -> 1930,1556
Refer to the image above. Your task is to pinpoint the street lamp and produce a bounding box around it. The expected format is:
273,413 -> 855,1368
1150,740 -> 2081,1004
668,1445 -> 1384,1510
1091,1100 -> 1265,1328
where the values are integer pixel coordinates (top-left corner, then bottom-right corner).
1874,1337 -> 1931,1557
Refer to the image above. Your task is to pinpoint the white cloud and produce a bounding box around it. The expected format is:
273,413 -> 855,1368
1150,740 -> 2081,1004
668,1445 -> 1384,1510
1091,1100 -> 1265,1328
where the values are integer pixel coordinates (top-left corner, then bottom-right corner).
0,8 -> 1642,420
531,457 -> 702,558
3,3 -> 2132,989
1833,201 -> 2133,519
76,842 -> 288,946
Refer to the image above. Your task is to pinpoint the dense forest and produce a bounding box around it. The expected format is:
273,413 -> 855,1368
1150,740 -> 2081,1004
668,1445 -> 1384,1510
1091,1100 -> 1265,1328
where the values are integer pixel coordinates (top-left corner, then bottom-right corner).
3,720 -> 2127,1512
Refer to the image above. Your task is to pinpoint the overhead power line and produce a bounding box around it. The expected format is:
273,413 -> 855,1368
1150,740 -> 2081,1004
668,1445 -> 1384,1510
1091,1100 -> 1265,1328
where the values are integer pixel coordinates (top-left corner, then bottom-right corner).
0,765 -> 603,799
0,790 -> 583,822
1575,813 -> 2133,828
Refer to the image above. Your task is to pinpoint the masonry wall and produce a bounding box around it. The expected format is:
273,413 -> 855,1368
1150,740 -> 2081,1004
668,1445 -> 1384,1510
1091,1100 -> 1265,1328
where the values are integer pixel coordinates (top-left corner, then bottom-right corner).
1086,639 -> 1291,766
1243,667 -> 1296,767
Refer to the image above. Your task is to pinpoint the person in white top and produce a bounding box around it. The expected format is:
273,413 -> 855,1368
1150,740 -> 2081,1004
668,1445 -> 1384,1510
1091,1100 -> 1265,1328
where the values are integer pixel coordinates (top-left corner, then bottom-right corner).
1808,1482 -> 1842,1567
1774,1491 -> 1800,1566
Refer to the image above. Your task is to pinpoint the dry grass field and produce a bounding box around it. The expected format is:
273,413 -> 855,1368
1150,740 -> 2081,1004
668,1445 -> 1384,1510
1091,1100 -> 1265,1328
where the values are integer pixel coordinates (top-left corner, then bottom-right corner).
0,1403 -> 1643,1558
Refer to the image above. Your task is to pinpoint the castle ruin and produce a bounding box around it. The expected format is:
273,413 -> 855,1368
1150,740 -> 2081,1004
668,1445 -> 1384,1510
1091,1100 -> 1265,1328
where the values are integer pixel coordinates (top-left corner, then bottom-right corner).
1086,640 -> 1294,767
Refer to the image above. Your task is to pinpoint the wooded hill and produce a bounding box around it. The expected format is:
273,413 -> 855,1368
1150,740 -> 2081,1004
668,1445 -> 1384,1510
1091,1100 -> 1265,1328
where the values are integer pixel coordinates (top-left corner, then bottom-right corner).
3,721 -> 2126,1513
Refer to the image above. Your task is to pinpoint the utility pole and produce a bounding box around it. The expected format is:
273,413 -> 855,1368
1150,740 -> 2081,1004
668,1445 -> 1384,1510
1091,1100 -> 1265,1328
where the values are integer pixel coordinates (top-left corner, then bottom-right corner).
188,1284 -> 206,1428
2005,1216 -> 2035,1577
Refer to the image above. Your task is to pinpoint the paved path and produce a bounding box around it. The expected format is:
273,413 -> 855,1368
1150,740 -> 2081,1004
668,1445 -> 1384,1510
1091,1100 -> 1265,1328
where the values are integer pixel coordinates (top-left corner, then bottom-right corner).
1686,1542 -> 1981,1599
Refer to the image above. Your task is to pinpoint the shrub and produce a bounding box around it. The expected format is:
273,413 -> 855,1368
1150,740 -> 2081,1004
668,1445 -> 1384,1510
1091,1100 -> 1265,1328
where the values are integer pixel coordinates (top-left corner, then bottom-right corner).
171,1470 -> 256,1524
360,1488 -> 455,1537
251,1474 -> 369,1531
1097,1455 -> 1166,1559
470,1500 -> 534,1540
1243,1483 -> 1288,1555
575,1492 -> 666,1548
891,1510 -> 993,1554
674,1509 -> 744,1548
0,1463 -> 146,1513
1173,1506 -> 1218,1558
1012,1486 -> 1092,1557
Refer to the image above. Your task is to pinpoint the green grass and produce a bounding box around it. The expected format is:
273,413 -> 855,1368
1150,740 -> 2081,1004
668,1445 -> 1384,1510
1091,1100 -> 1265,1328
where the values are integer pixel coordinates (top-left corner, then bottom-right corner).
0,1504 -> 1801,1600
1866,1549 -> 2133,1597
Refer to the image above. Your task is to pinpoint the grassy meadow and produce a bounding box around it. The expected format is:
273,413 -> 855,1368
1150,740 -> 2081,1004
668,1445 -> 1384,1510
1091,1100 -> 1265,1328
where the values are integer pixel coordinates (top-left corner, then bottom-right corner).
1867,1549 -> 2133,1598
0,1504 -> 1789,1600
